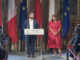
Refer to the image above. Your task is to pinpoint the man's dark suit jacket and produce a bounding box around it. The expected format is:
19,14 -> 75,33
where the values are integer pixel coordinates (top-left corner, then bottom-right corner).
24,19 -> 40,38
24,19 -> 40,29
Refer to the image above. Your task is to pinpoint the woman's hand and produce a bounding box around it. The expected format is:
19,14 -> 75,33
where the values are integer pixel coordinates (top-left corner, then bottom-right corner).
53,32 -> 58,35
50,27 -> 58,35
53,27 -> 61,35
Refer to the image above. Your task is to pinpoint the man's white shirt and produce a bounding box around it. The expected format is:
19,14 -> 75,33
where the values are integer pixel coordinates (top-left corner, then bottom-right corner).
29,18 -> 34,29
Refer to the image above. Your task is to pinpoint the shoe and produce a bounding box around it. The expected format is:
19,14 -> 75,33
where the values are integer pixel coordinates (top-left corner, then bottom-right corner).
27,55 -> 31,58
53,54 -> 56,56
53,55 -> 56,56
59,55 -> 63,58
32,54 -> 36,58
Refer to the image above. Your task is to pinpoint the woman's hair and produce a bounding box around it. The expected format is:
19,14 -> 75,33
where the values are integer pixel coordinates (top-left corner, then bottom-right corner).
52,14 -> 57,18
52,14 -> 58,22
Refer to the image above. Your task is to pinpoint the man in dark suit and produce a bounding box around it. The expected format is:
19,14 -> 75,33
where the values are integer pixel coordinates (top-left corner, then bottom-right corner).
24,12 -> 40,57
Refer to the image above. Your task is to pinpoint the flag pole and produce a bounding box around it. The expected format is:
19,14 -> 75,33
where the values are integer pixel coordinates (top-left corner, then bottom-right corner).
66,34 -> 69,60
1,0 -> 3,33
67,0 -> 70,59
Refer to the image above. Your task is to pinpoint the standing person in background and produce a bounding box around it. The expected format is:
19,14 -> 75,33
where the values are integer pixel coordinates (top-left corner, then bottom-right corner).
48,14 -> 62,57
0,33 -> 8,60
2,33 -> 8,60
24,12 -> 40,58
0,27 -> 2,60
73,25 -> 80,55
0,27 -> 2,47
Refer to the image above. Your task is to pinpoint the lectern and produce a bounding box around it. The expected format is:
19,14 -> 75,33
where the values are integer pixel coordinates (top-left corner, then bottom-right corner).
24,29 -> 44,35
24,29 -> 44,59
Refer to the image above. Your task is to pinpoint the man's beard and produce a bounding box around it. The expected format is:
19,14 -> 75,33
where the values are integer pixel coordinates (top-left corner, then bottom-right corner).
29,17 -> 34,19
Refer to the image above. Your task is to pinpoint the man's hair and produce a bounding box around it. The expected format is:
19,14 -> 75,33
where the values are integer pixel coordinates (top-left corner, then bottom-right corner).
28,12 -> 34,16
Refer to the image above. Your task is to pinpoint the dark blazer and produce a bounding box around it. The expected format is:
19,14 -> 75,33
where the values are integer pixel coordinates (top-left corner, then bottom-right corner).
24,19 -> 40,29
24,19 -> 40,38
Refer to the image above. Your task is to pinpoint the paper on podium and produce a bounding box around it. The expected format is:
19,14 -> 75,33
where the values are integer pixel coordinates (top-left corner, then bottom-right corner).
24,29 -> 44,35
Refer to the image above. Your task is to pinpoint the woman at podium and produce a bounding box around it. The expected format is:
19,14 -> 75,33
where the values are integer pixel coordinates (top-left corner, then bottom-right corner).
48,14 -> 62,57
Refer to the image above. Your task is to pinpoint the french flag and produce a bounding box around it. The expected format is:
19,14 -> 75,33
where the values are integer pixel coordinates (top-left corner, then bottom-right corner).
35,0 -> 43,28
35,0 -> 43,40
8,0 -> 18,44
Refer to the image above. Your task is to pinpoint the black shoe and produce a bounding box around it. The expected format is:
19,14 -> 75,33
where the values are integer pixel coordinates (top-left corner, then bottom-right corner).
32,54 -> 36,58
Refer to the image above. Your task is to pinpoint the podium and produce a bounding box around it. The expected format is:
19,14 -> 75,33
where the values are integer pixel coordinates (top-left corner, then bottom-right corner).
24,29 -> 44,35
24,29 -> 44,59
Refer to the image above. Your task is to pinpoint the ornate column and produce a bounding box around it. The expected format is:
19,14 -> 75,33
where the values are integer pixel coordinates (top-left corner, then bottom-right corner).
49,0 -> 56,21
